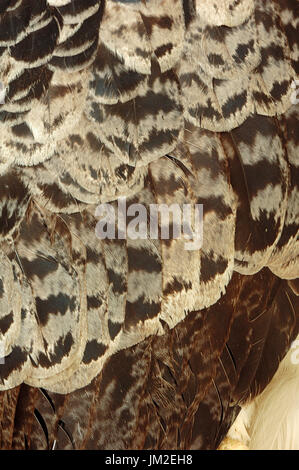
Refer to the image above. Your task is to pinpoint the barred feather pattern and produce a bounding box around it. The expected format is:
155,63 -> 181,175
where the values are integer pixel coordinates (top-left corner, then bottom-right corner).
0,0 -> 298,449
0,268 -> 298,449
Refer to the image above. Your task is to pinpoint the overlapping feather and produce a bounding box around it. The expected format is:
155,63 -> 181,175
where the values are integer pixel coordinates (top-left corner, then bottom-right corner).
0,0 -> 298,400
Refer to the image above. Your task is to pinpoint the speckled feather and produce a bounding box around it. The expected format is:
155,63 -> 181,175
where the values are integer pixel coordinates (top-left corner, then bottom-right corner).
0,0 -> 298,450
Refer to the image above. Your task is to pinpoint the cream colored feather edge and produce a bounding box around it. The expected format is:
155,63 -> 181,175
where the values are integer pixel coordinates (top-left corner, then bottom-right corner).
220,333 -> 299,450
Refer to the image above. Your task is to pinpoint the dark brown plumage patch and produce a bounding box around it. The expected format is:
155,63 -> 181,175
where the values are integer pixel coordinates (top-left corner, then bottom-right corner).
0,0 -> 298,451
82,340 -> 107,364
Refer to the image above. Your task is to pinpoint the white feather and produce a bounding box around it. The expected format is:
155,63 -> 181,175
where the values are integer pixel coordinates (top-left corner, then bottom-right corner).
224,335 -> 299,450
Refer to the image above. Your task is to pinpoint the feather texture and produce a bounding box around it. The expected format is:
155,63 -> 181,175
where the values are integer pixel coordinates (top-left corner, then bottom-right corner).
0,0 -> 298,449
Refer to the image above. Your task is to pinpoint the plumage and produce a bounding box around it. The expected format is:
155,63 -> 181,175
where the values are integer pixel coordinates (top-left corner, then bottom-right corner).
0,0 -> 298,450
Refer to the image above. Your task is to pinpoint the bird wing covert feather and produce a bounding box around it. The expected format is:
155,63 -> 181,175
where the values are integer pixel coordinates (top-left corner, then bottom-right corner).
0,0 -> 298,425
